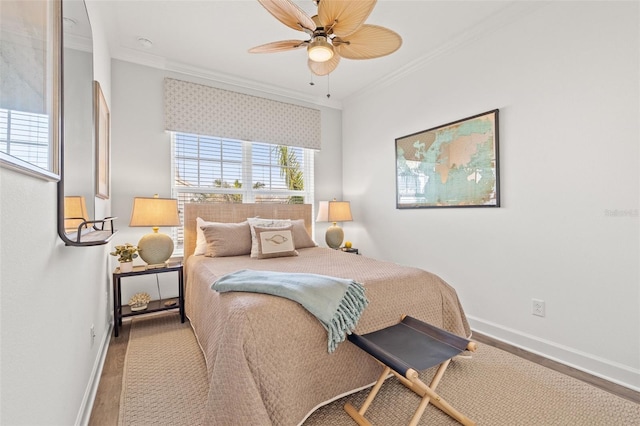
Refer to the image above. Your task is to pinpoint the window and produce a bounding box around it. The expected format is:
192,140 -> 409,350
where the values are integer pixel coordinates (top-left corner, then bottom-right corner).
0,109 -> 51,170
0,0 -> 61,181
171,132 -> 314,252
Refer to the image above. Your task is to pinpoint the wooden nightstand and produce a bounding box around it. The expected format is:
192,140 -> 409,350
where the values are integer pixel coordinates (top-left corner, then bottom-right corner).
112,263 -> 184,337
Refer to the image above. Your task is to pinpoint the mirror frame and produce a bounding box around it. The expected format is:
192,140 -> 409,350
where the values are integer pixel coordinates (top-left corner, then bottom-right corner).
56,0 -> 116,246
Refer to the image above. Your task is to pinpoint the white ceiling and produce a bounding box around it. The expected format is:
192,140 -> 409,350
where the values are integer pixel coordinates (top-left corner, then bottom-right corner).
86,0 -> 540,107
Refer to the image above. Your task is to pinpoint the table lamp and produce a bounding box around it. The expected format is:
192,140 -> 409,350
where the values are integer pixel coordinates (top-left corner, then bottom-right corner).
129,195 -> 181,266
316,199 -> 352,249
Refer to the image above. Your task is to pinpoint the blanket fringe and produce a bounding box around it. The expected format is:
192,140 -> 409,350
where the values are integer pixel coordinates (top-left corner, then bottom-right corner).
327,281 -> 368,353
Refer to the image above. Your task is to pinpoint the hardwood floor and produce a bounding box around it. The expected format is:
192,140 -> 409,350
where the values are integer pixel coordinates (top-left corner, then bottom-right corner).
88,318 -> 639,424
88,320 -> 131,426
472,331 -> 639,404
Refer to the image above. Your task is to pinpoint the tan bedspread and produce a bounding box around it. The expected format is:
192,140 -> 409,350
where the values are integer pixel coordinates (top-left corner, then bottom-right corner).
185,247 -> 471,425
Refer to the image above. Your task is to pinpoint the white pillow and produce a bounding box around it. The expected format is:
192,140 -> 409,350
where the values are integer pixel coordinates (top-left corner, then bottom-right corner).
194,217 -> 216,256
247,217 -> 291,258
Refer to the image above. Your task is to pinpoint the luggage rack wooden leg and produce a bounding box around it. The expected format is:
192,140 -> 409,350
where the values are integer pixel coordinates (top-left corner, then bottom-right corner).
344,315 -> 477,426
399,363 -> 475,426
345,360 -> 475,426
344,365 -> 391,426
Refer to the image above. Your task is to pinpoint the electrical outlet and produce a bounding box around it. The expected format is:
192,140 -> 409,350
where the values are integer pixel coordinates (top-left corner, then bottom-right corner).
90,324 -> 96,346
532,299 -> 545,317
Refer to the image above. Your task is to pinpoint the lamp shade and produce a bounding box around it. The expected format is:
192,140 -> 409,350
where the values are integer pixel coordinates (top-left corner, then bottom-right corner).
316,200 -> 352,249
64,196 -> 89,231
316,200 -> 353,223
129,197 -> 181,228
129,196 -> 181,265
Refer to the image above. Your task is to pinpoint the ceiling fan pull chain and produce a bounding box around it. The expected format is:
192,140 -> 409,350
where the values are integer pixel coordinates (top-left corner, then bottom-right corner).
309,72 -> 315,86
326,74 -> 331,98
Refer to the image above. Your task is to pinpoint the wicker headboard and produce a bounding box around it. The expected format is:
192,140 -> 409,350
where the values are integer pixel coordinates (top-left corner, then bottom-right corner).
183,203 -> 312,263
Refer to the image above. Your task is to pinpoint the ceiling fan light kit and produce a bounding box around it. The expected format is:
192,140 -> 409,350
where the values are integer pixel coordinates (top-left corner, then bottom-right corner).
250,0 -> 402,77
308,36 -> 334,62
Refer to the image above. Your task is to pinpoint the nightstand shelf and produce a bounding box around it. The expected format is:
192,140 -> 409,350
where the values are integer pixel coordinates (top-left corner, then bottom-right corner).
341,247 -> 359,254
120,298 -> 180,317
112,263 -> 184,337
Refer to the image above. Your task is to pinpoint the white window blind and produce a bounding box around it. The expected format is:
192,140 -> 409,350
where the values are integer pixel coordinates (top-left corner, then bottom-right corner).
0,108 -> 51,170
172,132 -> 314,252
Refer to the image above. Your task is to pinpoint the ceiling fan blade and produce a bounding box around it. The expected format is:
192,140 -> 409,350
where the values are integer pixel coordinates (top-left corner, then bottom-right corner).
257,0 -> 316,33
334,24 -> 402,60
249,40 -> 307,53
318,0 -> 376,37
308,53 -> 341,76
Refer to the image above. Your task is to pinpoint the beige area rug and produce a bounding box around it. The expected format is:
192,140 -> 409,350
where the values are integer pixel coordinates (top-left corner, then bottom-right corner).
119,313 -> 640,425
118,313 -> 208,426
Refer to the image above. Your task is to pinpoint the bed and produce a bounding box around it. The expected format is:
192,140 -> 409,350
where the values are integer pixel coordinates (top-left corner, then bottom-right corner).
183,203 -> 471,425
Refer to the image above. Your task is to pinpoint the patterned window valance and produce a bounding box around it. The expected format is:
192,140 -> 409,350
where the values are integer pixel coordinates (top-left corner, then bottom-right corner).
163,78 -> 321,150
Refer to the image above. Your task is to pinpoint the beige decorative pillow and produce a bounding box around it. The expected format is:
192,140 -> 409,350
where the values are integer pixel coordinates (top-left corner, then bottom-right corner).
195,217 -> 217,255
247,217 -> 291,257
290,219 -> 317,249
201,221 -> 251,257
254,225 -> 298,259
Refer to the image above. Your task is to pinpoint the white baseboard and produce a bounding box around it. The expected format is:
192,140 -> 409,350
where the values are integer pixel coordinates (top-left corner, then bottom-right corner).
75,324 -> 113,426
467,315 -> 640,392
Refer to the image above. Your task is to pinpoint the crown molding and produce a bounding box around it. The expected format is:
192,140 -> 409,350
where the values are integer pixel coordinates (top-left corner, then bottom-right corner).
164,61 -> 344,110
110,47 -> 167,71
109,46 -> 343,110
64,33 -> 92,53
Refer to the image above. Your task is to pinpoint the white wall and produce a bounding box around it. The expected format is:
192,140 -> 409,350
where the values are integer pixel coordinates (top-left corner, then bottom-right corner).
0,1 -> 114,424
341,2 -> 639,390
109,60 -> 343,300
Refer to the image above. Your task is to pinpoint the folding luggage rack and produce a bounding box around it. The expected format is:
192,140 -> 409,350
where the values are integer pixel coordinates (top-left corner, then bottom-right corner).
345,315 -> 477,426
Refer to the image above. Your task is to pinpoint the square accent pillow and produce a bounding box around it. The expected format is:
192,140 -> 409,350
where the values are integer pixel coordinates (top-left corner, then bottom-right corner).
290,219 -> 317,249
201,221 -> 252,257
254,225 -> 298,259
247,217 -> 291,257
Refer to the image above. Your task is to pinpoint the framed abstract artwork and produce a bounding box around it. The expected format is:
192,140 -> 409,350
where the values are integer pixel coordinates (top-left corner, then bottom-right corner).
395,109 -> 500,209
94,80 -> 110,199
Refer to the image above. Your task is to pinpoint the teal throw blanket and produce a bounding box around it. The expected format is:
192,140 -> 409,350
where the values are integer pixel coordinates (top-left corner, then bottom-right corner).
212,269 -> 368,353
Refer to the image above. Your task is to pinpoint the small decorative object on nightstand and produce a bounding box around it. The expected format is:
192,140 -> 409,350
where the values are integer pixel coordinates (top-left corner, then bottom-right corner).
128,292 -> 151,311
110,243 -> 139,273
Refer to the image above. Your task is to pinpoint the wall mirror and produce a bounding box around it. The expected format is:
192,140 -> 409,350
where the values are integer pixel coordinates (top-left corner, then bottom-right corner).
0,0 -> 61,180
57,0 -> 115,245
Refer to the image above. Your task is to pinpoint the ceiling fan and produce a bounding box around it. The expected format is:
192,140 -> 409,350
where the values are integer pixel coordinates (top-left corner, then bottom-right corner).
249,0 -> 402,76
